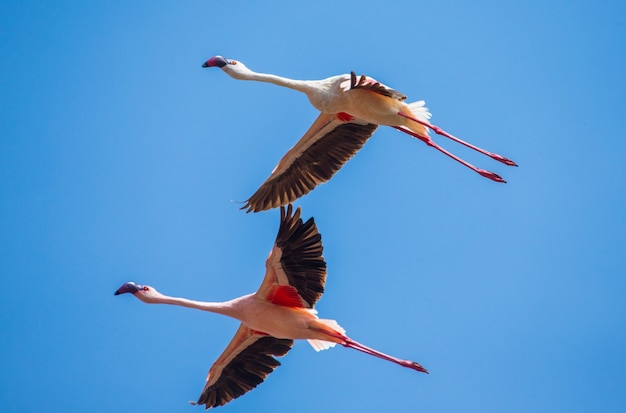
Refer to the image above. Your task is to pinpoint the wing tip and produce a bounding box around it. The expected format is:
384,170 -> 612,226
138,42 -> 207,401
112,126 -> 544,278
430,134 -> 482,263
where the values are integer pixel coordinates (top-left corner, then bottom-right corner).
196,336 -> 294,409
240,193 -> 294,214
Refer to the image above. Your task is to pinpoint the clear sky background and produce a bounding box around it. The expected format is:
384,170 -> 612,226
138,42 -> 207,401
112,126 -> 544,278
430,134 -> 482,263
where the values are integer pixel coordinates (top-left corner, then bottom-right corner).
2,1 -> 625,412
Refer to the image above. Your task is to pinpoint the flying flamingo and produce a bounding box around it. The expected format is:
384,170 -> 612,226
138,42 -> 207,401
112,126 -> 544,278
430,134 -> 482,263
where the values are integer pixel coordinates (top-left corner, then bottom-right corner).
202,55 -> 517,213
115,205 -> 428,409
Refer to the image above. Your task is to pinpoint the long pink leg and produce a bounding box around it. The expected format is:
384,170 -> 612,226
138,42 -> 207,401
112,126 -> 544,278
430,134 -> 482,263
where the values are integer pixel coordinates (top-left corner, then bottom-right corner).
315,328 -> 428,373
341,337 -> 429,373
392,126 -> 507,183
397,111 -> 518,167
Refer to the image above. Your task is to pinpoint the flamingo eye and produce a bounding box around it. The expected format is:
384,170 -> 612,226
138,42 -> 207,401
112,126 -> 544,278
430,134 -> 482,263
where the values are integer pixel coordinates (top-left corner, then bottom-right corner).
231,60 -> 237,65
143,286 -> 149,291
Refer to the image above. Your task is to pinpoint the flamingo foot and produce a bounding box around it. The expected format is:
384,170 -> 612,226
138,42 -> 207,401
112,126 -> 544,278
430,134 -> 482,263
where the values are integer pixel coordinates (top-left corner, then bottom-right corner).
489,153 -> 518,167
478,169 -> 506,183
399,360 -> 429,374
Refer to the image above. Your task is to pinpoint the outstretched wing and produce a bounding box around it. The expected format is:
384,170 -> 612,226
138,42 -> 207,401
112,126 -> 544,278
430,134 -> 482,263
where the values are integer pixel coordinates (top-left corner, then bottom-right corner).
256,204 -> 326,308
194,324 -> 293,410
242,113 -> 377,213
344,71 -> 407,101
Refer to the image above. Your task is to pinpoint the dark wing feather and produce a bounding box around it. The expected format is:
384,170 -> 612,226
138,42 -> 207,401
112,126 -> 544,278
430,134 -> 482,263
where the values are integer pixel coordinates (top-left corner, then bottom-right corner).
272,204 -> 327,307
196,335 -> 293,410
349,71 -> 407,101
243,121 -> 378,213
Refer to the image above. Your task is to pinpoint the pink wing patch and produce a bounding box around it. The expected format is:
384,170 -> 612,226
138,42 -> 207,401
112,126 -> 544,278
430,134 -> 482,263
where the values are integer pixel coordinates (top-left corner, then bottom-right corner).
336,112 -> 354,122
267,285 -> 305,307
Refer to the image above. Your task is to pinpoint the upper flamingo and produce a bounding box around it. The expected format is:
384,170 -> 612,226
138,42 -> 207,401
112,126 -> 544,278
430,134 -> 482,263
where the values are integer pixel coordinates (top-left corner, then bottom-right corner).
115,205 -> 428,409
203,55 -> 517,213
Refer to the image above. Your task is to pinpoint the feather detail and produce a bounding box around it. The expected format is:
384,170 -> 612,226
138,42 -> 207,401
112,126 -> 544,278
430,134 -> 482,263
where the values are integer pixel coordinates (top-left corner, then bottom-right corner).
307,339 -> 337,352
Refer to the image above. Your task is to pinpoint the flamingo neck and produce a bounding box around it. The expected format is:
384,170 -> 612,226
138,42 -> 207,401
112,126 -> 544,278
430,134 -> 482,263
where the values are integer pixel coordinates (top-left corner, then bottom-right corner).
229,69 -> 313,95
146,294 -> 242,319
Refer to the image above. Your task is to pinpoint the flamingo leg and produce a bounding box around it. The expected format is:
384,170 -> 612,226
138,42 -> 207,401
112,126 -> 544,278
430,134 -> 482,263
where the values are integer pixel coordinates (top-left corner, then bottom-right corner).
314,328 -> 428,373
392,126 -> 507,183
397,111 -> 518,167
341,337 -> 429,374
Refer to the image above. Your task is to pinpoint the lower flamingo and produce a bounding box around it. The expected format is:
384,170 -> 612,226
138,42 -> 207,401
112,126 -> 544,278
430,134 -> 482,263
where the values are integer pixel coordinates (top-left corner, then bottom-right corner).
115,205 -> 428,409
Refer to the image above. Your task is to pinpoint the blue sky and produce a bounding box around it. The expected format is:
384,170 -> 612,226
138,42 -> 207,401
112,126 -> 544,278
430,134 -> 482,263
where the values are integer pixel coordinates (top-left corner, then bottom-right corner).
1,1 -> 625,412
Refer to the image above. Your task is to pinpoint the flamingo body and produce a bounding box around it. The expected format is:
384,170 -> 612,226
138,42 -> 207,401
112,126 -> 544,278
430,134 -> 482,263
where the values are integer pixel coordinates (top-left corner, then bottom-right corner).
115,205 -> 427,409
203,56 -> 516,212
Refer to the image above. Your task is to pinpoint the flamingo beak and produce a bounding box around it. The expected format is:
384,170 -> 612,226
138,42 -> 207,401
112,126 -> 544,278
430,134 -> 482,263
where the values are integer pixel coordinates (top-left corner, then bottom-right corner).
114,282 -> 143,295
202,55 -> 228,68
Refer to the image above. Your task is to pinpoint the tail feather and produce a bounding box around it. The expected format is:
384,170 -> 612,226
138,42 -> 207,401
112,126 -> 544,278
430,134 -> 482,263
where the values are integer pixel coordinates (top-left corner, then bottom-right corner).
318,318 -> 346,335
407,100 -> 432,122
403,100 -> 432,137
306,318 -> 347,352
307,339 -> 337,352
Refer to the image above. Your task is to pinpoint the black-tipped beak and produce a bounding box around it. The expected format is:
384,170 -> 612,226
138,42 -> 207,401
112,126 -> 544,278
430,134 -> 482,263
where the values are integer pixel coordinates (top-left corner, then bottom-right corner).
114,282 -> 142,295
202,55 -> 228,68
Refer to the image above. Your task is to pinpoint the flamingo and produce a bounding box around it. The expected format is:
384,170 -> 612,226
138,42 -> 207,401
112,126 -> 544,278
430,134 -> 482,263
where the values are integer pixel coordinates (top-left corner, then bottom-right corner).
115,205 -> 428,409
202,55 -> 517,213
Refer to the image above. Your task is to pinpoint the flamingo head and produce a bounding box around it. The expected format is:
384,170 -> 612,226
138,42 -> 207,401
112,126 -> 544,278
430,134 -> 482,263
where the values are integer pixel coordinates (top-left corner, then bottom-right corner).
114,282 -> 162,303
202,55 -> 231,68
202,55 -> 251,80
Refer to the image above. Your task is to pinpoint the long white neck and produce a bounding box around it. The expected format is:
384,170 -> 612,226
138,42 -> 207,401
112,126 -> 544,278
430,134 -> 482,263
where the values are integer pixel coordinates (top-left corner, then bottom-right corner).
143,292 -> 250,320
227,66 -> 315,95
